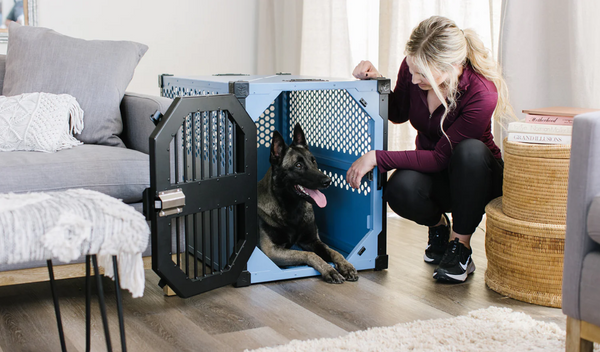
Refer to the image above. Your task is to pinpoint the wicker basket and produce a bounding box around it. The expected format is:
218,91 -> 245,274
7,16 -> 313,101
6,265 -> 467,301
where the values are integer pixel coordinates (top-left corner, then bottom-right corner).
502,139 -> 571,225
485,197 -> 565,308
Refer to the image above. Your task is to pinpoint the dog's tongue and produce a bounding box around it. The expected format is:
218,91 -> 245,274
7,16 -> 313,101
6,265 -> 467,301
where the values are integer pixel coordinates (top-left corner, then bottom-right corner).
305,188 -> 327,208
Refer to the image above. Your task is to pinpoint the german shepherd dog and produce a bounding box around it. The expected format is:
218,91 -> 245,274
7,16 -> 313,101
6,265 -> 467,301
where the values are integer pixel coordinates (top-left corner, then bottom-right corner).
257,123 -> 358,284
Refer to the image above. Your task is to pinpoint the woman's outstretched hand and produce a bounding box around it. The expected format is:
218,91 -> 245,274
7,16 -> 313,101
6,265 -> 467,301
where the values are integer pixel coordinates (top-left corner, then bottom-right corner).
346,150 -> 377,189
352,60 -> 381,80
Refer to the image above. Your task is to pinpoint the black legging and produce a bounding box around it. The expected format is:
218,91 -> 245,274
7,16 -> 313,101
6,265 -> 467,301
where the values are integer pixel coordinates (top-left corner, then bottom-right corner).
385,139 -> 504,235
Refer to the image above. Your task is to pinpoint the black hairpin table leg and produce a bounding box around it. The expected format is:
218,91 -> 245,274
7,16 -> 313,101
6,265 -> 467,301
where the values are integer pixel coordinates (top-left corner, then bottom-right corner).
91,255 -> 113,352
47,255 -> 126,352
112,256 -> 127,352
47,259 -> 68,352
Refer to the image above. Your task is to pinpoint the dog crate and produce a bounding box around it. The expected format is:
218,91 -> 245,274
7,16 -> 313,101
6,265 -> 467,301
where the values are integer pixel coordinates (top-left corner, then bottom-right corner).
146,74 -> 389,297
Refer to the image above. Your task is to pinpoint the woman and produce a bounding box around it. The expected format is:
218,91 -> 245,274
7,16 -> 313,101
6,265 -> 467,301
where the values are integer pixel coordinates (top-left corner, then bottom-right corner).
347,16 -> 514,283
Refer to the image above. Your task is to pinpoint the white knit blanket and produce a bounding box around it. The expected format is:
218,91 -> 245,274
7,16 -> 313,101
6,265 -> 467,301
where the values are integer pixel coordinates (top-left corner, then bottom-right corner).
0,92 -> 84,152
0,189 -> 149,297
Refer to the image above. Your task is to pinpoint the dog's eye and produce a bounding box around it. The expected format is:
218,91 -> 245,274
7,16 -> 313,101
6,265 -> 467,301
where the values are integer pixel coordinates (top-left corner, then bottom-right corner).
295,162 -> 302,169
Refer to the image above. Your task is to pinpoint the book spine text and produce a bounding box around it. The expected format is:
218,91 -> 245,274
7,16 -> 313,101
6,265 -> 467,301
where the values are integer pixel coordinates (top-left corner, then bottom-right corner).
508,122 -> 572,135
524,114 -> 573,125
507,132 -> 571,145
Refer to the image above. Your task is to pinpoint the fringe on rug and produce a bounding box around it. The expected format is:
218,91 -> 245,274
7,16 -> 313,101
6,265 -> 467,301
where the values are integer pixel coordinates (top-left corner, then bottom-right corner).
0,189 -> 149,298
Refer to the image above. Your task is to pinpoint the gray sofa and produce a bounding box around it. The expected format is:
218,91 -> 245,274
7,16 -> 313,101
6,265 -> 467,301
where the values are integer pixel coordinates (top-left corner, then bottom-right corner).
562,111 -> 600,351
0,53 -> 172,275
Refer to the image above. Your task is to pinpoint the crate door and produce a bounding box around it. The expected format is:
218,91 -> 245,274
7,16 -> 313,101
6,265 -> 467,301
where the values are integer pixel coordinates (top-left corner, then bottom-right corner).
146,95 -> 257,298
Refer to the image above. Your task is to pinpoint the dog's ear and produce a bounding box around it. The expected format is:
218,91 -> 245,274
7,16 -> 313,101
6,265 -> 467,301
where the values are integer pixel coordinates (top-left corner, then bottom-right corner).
270,130 -> 286,165
291,123 -> 308,149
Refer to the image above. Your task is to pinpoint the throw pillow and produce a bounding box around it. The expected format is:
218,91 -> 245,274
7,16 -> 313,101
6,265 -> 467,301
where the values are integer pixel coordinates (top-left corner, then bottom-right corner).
0,92 -> 84,152
2,22 -> 148,147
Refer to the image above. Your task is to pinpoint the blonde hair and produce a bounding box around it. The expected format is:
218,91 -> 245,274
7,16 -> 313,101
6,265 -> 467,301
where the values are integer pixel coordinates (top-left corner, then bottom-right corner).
405,16 -> 515,144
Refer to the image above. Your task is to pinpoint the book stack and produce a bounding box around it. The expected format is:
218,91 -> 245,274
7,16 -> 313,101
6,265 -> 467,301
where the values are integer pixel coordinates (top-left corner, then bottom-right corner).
507,106 -> 600,145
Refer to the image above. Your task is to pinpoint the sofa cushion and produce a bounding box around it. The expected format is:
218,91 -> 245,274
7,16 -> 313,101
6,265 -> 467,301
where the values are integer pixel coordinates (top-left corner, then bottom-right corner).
2,22 -> 148,147
587,196 -> 600,245
0,145 -> 149,203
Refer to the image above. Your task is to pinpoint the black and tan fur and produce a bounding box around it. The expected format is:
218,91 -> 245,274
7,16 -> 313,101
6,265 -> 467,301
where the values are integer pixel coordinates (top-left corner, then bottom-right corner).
257,123 -> 358,283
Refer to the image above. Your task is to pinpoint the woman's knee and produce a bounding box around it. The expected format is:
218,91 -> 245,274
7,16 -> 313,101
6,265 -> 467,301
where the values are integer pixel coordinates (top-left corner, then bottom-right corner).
450,139 -> 489,169
384,170 -> 429,209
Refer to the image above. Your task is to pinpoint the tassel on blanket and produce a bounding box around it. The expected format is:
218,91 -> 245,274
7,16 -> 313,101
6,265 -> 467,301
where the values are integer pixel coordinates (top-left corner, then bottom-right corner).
68,97 -> 85,135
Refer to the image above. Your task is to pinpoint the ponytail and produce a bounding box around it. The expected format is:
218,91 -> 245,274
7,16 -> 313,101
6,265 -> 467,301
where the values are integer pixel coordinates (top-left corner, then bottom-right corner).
463,29 -> 516,127
405,16 -> 516,146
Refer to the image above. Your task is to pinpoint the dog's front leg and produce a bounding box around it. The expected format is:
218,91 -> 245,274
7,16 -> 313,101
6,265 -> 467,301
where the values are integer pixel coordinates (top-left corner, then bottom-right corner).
260,238 -> 345,284
300,240 -> 359,282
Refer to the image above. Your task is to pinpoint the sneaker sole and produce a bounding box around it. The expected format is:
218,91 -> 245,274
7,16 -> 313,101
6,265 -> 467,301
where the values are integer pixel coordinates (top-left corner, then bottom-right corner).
433,261 -> 476,283
423,253 -> 442,265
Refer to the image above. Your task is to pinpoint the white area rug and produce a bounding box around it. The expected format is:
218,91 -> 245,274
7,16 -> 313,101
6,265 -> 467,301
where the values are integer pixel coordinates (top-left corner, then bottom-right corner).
247,307 -> 567,352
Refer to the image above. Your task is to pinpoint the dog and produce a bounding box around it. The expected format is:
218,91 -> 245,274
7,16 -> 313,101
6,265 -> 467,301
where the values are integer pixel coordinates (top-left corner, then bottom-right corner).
257,123 -> 358,284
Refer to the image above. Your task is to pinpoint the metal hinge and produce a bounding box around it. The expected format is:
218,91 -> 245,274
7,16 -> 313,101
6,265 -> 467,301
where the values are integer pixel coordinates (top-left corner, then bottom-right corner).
156,188 -> 185,217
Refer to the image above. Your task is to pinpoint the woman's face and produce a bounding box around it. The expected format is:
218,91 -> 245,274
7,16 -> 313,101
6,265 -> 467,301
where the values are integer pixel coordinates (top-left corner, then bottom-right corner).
406,56 -> 449,91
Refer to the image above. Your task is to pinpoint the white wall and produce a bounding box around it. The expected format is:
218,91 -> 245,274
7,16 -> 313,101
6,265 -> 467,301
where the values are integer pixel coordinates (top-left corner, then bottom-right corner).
28,0 -> 260,96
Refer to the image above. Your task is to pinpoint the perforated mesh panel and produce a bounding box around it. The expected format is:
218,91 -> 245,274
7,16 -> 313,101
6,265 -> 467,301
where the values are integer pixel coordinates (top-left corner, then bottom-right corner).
288,90 -> 372,156
254,90 -> 373,197
256,104 -> 276,148
323,169 -> 370,196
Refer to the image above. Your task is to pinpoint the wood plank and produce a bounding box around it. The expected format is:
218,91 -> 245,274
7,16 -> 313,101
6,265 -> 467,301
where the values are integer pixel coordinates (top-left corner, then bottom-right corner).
174,282 -> 348,340
120,302 -> 233,352
0,256 -> 152,287
214,327 -> 289,352
113,269 -> 343,347
264,275 -> 452,332
118,272 -> 234,352
0,282 -> 80,352
226,285 -> 348,340
170,286 -> 264,335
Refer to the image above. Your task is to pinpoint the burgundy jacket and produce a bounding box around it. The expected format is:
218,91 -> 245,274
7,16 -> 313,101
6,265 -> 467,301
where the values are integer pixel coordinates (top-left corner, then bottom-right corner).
376,58 -> 501,173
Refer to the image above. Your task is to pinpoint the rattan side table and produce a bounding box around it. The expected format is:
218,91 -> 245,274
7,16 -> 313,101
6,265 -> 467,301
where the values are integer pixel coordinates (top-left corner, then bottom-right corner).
484,140 -> 570,308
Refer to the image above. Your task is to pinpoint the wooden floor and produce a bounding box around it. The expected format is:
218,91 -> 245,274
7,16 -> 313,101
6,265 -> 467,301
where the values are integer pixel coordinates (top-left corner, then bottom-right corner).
0,215 -> 565,352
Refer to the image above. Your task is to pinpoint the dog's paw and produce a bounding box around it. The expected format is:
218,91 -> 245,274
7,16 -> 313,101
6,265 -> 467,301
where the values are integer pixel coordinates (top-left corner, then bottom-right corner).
337,263 -> 359,282
322,267 -> 345,284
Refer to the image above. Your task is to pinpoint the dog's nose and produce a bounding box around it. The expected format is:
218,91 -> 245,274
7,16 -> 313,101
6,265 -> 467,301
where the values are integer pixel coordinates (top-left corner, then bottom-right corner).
322,177 -> 332,188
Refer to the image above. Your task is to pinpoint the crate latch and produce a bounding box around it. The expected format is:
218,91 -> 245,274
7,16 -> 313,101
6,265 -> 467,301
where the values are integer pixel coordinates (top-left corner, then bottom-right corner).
157,188 -> 185,217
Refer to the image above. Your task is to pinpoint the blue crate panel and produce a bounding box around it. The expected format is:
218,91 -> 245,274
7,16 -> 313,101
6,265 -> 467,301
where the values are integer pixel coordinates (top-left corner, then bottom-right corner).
160,75 -> 386,284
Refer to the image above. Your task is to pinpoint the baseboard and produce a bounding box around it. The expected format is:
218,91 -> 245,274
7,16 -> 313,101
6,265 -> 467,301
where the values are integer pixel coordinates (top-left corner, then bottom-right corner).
0,257 -> 152,287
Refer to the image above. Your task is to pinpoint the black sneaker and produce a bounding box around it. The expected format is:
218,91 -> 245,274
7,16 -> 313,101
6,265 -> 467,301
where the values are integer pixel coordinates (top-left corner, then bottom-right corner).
433,238 -> 475,283
423,213 -> 450,264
